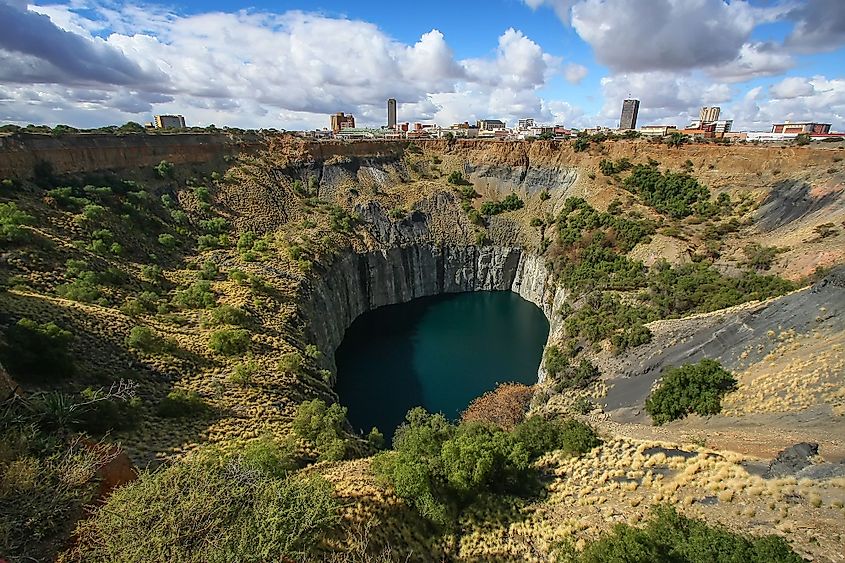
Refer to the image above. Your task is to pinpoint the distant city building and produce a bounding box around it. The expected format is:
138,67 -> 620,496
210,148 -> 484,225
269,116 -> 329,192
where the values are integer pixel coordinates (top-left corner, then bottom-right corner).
154,115 -> 186,129
518,118 -> 535,130
477,119 -> 506,131
387,98 -> 397,129
619,99 -> 640,130
771,122 -> 831,134
330,112 -> 355,133
639,125 -> 677,137
699,106 -> 721,122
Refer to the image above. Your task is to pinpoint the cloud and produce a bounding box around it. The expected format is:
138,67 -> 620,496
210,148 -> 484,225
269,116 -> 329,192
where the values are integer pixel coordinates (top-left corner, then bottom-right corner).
709,42 -> 794,83
785,0 -> 845,52
564,62 -> 588,84
570,0 -> 756,72
0,1 -> 164,86
0,2 -> 577,129
770,76 -> 815,99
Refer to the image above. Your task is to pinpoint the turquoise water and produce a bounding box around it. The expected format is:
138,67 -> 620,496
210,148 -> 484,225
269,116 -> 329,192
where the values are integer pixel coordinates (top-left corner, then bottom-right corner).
334,291 -> 549,441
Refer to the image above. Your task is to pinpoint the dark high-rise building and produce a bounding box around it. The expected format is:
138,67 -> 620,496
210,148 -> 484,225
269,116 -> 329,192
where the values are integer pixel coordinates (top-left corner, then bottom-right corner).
619,99 -> 640,130
387,98 -> 397,129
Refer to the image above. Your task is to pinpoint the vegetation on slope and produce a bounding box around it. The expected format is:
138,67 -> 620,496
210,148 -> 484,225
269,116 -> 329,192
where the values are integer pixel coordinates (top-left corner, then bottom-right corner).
568,505 -> 805,563
373,408 -> 600,529
645,359 -> 738,425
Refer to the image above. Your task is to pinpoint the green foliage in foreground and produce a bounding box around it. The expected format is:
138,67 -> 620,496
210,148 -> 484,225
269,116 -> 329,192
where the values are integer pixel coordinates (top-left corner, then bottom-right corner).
208,328 -> 251,355
0,427 -> 104,561
0,202 -> 35,243
373,408 -> 600,529
645,360 -> 738,425
72,456 -> 338,562
568,505 -> 804,563
0,318 -> 75,381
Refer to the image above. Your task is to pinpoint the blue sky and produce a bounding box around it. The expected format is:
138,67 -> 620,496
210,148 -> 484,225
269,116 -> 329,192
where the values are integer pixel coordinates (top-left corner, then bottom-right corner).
0,0 -> 844,131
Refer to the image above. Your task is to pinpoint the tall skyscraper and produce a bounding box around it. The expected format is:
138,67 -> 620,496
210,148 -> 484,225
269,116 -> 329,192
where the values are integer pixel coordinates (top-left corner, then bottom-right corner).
387,98 -> 397,129
699,106 -> 720,122
619,99 -> 640,130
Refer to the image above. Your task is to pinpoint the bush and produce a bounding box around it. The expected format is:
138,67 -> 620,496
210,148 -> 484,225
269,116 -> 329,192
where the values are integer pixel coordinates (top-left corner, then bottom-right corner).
0,202 -> 35,243
56,271 -> 101,303
207,304 -> 249,326
461,383 -> 534,431
575,505 -> 803,563
573,137 -> 589,152
0,431 -> 107,561
200,217 -> 229,235
126,325 -> 169,354
291,399 -> 350,461
447,171 -> 471,185
156,389 -> 208,418
743,243 -> 782,271
229,360 -> 259,385
74,388 -> 142,434
480,193 -> 524,216
0,318 -> 75,381
154,160 -> 173,178
157,233 -> 177,249
564,293 -> 656,352
173,280 -> 216,309
278,352 -> 302,374
198,260 -> 219,280
197,234 -> 227,250
71,458 -> 338,562
373,409 -> 598,528
623,164 -> 709,218
645,359 -> 737,425
208,328 -> 251,355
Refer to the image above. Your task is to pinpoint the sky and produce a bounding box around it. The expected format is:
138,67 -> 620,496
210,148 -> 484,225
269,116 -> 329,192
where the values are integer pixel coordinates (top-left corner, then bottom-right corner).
0,0 -> 844,131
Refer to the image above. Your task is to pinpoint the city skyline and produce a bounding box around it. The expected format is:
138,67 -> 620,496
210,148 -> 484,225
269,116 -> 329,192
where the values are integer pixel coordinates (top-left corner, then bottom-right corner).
0,0 -> 844,131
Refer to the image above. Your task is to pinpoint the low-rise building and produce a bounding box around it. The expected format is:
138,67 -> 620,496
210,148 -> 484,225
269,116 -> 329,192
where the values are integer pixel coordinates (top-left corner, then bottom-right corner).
772,122 -> 831,134
639,125 -> 678,137
153,115 -> 186,129
477,119 -> 506,131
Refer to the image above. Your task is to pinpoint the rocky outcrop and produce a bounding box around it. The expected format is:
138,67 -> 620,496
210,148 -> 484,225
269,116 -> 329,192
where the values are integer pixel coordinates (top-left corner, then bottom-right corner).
300,243 -> 563,382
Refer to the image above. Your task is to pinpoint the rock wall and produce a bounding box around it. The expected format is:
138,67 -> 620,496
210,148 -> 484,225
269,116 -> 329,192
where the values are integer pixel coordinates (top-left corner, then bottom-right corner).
300,244 -> 565,382
0,132 -> 260,178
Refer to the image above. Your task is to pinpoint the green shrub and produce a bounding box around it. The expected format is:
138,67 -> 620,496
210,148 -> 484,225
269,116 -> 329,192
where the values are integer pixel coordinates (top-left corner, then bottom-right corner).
56,270 -> 101,303
197,234 -> 227,250
72,458 -> 338,562
599,157 -> 632,176
564,293 -> 655,352
0,318 -> 75,381
573,137 -> 589,152
645,359 -> 737,425
140,264 -> 163,284
575,505 -> 803,563
74,388 -> 142,435
125,325 -> 170,354
291,399 -> 350,461
208,328 -> 251,355
480,193 -> 524,216
278,352 -> 302,374
229,360 -> 259,386
208,304 -> 249,326
173,280 -> 216,309
79,204 -> 107,223
157,233 -> 177,249
539,189 -> 551,201
198,260 -> 219,280
237,231 -> 257,253
623,164 -> 709,218
373,409 -> 599,528
0,202 -> 34,243
328,206 -> 356,233
154,160 -> 173,178
447,171 -> 471,185
156,389 -> 208,418
200,217 -> 229,235
743,243 -> 783,271
194,186 -> 211,202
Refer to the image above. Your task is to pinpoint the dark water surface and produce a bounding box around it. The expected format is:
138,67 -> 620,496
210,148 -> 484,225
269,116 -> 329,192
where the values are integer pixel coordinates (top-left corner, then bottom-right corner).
334,291 -> 549,441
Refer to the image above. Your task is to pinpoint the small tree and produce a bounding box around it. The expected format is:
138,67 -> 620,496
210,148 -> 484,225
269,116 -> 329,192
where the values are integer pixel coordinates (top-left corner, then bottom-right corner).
461,383 -> 534,431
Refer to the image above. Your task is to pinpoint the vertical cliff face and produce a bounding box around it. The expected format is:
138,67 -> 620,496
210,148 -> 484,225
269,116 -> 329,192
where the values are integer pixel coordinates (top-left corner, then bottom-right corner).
300,244 -> 565,382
